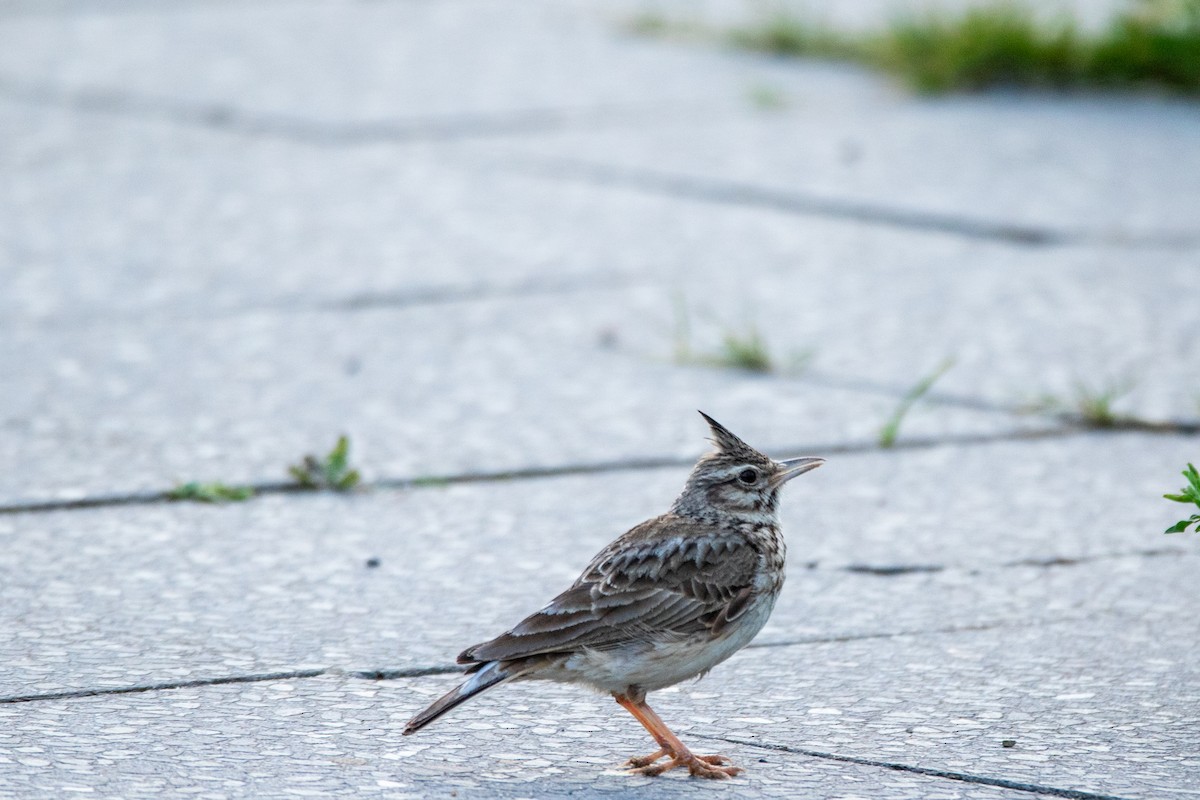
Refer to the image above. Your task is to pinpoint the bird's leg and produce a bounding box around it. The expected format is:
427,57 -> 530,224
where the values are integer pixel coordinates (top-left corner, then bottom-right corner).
613,694 -> 742,779
613,695 -> 672,767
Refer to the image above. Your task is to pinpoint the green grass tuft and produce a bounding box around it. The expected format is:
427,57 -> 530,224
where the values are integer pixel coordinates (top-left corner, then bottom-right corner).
875,4 -> 1083,93
728,15 -> 859,60
715,0 -> 1200,94
625,11 -> 672,37
747,83 -> 789,109
167,482 -> 254,503
711,326 -> 774,372
1089,0 -> 1200,91
879,359 -> 955,448
289,435 -> 362,492
1070,379 -> 1135,427
1163,462 -> 1200,533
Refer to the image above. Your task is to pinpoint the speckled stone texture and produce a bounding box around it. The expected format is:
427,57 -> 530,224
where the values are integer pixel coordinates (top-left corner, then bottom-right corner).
1,0 -> 1197,798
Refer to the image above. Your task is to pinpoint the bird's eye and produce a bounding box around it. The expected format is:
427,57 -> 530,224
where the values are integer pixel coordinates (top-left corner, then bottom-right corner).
737,468 -> 759,485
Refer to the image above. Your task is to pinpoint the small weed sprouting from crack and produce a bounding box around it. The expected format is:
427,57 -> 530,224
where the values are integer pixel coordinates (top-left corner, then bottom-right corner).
712,326 -> 773,372
1070,378 -> 1137,427
728,14 -> 860,61
1164,463 -> 1200,534
1027,378 -> 1136,428
625,11 -> 671,37
671,298 -> 814,376
622,11 -> 708,41
166,482 -> 255,504
288,435 -> 362,492
879,358 -> 955,448
747,83 -> 789,110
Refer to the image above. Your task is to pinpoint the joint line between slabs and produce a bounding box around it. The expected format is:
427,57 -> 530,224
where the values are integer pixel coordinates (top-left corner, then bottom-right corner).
0,616 -> 1091,705
0,668 -> 327,705
0,425 -> 1084,516
702,735 -> 1134,800
501,157 -> 1200,250
0,76 -> 657,145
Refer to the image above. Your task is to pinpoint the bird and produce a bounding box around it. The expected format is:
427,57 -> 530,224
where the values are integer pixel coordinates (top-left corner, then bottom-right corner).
403,411 -> 824,779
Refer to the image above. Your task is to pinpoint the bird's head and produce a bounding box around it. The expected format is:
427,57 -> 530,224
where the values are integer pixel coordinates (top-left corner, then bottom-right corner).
671,411 -> 824,521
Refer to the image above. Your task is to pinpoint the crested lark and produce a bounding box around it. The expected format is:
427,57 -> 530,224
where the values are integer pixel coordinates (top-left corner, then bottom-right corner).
404,411 -> 823,779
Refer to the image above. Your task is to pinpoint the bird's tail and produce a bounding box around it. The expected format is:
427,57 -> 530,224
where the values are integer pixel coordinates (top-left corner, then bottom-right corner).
403,661 -> 519,735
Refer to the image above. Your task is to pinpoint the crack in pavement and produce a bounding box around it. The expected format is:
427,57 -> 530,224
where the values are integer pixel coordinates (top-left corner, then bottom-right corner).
0,426 -> 1081,516
0,618 -> 1142,797
794,370 -> 1200,434
0,273 -> 642,332
747,614 -> 1092,651
830,545 -> 1186,579
0,0 -> 337,17
0,668 -> 327,705
0,76 -> 678,145
501,156 -> 1200,250
1002,547 -> 1184,570
0,613 -> 1099,706
4,74 -> 1197,251
699,735 -> 1136,800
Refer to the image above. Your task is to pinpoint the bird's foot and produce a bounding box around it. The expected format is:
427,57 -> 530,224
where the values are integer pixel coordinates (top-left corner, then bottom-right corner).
630,751 -> 742,779
624,748 -> 668,768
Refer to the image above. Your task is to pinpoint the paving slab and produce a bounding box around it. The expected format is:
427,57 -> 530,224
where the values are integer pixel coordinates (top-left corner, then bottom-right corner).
4,0 -> 1191,246
0,2 -> 1194,798
666,612 -> 1200,800
3,100 -> 1197,425
0,102 -> 644,325
3,433 -> 1193,699
0,0 -> 809,122
471,92 -> 1200,240
0,673 -> 1045,800
392,611 -> 1200,799
0,289 -> 1048,505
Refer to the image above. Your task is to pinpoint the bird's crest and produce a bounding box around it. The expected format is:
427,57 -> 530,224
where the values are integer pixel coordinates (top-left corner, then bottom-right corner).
697,411 -> 767,463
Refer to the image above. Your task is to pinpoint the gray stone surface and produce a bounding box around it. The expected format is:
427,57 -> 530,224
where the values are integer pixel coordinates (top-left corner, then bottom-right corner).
472,95 -> 1200,239
4,433 -> 1193,700
0,0 -> 805,121
0,674 -> 1045,800
3,103 -> 1197,429
2,0 -> 1197,797
1,289 -> 1051,505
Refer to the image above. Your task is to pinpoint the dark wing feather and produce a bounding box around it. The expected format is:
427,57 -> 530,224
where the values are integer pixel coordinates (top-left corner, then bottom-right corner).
459,515 -> 759,665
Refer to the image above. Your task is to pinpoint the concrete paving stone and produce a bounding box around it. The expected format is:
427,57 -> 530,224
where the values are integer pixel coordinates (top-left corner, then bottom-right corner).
0,0 -> 834,123
0,101 -> 650,325
0,289 -> 1049,504
2,433 -> 1193,698
0,673 -> 1042,800
3,99 -> 1196,421
572,229 -> 1200,423
648,612 -> 1200,799
471,93 -> 1200,242
444,3 -> 1200,239
2,0 -> 1192,242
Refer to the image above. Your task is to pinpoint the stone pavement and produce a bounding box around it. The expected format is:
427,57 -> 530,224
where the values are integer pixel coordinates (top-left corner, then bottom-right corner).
2,1 -> 1199,798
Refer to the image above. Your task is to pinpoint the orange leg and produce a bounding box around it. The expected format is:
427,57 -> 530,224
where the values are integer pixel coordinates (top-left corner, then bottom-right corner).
613,694 -> 742,779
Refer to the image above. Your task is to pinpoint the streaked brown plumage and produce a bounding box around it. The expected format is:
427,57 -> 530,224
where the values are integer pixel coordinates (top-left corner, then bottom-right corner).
404,411 -> 824,779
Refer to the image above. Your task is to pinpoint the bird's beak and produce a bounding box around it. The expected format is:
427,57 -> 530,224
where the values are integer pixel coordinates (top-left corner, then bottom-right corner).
775,456 -> 825,485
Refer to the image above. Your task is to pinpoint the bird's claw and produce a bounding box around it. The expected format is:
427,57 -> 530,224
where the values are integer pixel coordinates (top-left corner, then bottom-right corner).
624,749 -> 667,768
627,751 -> 742,779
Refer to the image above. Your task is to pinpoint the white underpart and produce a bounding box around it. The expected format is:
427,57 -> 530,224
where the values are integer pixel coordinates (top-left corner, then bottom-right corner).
539,593 -> 778,694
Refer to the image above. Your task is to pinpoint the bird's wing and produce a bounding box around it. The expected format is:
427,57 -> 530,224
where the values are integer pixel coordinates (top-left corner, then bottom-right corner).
459,515 -> 759,665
